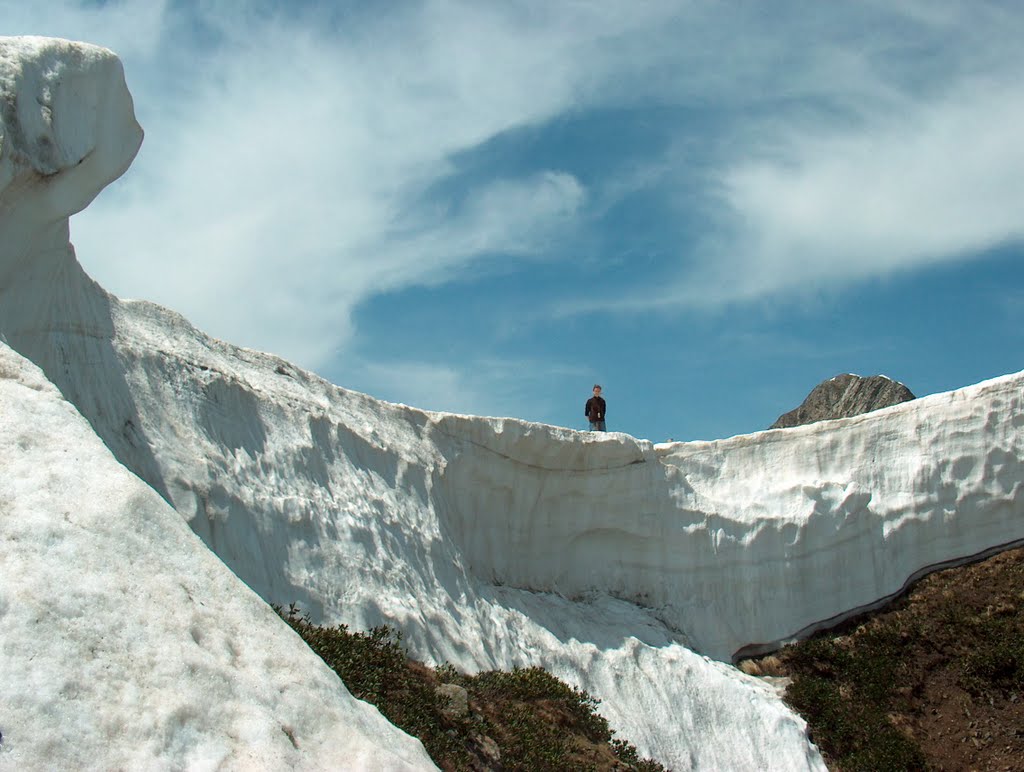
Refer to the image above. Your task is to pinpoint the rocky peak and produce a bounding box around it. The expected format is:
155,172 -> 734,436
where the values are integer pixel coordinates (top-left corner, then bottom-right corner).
770,374 -> 915,429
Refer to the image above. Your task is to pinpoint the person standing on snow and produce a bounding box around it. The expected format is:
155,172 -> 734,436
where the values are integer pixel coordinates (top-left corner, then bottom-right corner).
585,384 -> 607,432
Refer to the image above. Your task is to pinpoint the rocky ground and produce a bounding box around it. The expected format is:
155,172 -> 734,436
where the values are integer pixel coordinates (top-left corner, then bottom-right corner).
745,545 -> 1024,771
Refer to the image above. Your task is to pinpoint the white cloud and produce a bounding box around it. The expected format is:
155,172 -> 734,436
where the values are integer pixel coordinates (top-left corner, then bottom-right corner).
547,2 -> 1024,316
57,1 -> 624,368
690,76 -> 1024,305
10,1 -> 1024,365
375,172 -> 587,286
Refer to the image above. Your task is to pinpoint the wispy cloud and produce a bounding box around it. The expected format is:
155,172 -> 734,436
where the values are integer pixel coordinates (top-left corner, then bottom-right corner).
7,0 -> 1024,377
543,1 -> 1024,317
55,0 -> 638,366
694,77 -> 1024,304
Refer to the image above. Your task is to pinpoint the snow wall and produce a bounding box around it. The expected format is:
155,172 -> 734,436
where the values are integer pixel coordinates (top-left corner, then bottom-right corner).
4,36 -> 1024,771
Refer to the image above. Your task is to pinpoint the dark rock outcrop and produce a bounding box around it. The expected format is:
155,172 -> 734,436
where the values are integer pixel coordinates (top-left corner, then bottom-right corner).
771,374 -> 915,429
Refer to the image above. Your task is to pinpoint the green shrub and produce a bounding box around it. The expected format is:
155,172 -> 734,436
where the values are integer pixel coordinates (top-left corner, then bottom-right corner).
961,636 -> 1024,690
277,605 -> 666,772
785,670 -> 925,769
842,733 -> 928,772
471,666 -> 611,743
278,605 -> 470,766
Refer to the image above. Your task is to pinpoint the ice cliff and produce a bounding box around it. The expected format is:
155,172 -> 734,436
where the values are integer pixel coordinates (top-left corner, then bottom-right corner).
3,37 -> 1022,771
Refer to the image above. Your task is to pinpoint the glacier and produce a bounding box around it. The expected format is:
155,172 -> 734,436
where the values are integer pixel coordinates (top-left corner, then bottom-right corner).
2,36 -> 1023,771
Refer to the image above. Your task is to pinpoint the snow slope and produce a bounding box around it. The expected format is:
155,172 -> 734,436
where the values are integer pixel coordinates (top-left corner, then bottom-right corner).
4,35 -> 1023,770
0,342 -> 436,770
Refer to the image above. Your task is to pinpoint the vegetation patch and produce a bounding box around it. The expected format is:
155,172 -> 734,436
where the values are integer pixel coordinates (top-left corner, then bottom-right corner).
278,604 -> 666,771
782,633 -> 927,770
745,546 -> 1024,771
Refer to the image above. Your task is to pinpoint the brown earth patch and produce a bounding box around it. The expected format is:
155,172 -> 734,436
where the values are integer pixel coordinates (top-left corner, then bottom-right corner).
745,546 -> 1024,771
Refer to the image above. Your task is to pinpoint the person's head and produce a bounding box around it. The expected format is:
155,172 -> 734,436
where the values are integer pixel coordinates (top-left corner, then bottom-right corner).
593,384 -> 602,396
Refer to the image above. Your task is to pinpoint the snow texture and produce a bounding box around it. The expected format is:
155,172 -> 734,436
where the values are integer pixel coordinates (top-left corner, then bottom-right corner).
3,35 -> 1023,771
0,342 -> 436,770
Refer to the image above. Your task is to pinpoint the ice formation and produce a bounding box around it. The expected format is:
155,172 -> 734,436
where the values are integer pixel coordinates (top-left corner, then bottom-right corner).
3,36 -> 1023,770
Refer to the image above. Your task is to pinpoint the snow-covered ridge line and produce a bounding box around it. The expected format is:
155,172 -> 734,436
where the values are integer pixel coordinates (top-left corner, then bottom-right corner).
107,298 -> 1024,662
418,368 -> 1024,660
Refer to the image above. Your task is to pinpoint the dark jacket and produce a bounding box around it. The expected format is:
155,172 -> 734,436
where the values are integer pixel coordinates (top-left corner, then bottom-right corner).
585,396 -> 606,421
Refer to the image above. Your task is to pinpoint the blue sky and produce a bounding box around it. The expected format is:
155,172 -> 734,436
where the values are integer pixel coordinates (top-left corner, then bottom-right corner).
7,0 -> 1024,441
